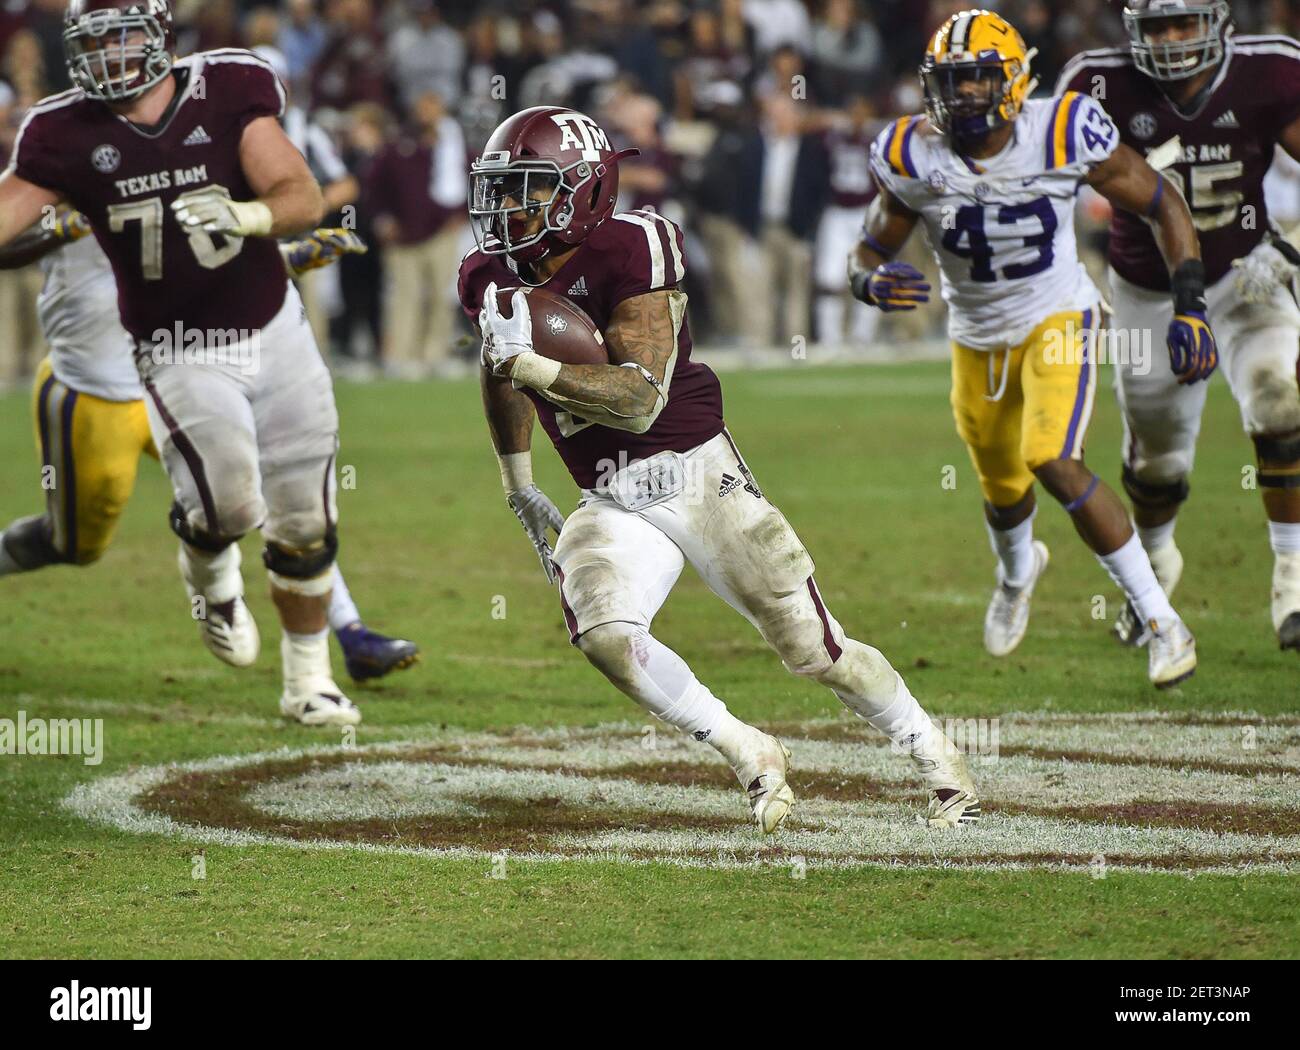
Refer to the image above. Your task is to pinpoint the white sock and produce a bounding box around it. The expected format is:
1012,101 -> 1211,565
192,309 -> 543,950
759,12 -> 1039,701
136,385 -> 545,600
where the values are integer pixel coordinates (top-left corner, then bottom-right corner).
986,508 -> 1038,588
0,532 -> 21,576
816,294 -> 844,344
1097,532 -> 1178,631
818,638 -> 933,748
178,541 -> 243,603
581,625 -> 749,750
281,627 -> 332,685
1267,520 -> 1300,555
1137,518 -> 1177,554
328,565 -> 362,631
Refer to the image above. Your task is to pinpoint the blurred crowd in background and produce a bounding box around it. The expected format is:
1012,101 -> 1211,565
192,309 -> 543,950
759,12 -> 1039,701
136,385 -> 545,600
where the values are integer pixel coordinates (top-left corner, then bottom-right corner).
2,0 -> 1300,380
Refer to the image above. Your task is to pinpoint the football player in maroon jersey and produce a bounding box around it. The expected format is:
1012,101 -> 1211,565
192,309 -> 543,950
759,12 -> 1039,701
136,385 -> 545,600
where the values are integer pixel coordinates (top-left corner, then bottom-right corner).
1059,1 -> 1300,652
0,1 -> 359,724
459,106 -> 981,834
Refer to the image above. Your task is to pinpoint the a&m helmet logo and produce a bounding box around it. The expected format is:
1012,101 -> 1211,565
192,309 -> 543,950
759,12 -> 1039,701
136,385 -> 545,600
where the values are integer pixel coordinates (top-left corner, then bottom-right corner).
551,112 -> 611,161
91,144 -> 121,173
545,313 -> 569,336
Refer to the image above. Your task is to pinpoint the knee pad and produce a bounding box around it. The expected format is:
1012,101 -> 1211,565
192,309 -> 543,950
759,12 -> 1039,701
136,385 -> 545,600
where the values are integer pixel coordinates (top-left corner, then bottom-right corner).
767,615 -> 837,679
1,514 -> 67,569
1245,370 -> 1300,436
168,501 -> 243,553
1252,430 -> 1300,489
576,622 -> 654,693
1122,464 -> 1189,511
262,525 -> 338,580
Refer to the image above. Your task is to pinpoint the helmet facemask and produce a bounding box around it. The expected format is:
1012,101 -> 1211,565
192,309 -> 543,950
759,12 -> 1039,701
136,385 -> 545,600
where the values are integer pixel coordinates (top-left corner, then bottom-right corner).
1124,1 -> 1229,82
922,60 -> 1010,143
64,7 -> 173,102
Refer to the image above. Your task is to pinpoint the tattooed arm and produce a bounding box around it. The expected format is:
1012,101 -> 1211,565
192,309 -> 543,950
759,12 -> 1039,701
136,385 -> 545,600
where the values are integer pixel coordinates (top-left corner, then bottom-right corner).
498,289 -> 680,434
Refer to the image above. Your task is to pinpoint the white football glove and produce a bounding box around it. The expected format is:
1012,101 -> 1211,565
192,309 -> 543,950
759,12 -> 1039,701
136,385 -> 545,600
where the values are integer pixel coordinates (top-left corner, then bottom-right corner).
507,484 -> 565,583
171,188 -> 274,237
481,282 -> 533,373
1231,242 -> 1296,304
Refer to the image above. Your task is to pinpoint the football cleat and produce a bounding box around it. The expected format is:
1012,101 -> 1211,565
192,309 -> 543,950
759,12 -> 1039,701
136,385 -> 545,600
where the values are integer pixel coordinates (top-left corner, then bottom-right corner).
191,593 -> 260,668
1148,618 -> 1197,688
280,679 -> 362,726
1272,552 -> 1300,652
907,723 -> 981,828
337,623 -> 420,681
1114,541 -> 1183,647
984,540 -> 1049,657
725,729 -> 794,834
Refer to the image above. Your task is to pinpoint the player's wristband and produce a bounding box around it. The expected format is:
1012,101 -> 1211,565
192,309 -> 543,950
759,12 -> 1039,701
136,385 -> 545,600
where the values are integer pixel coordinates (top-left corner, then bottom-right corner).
1171,259 -> 1207,315
231,200 -> 274,237
509,352 -> 562,393
849,267 -> 873,304
497,452 -> 533,495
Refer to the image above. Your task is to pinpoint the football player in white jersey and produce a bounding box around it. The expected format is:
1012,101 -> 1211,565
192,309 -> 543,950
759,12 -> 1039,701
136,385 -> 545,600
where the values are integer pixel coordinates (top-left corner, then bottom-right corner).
0,214 -> 419,690
849,9 -> 1217,687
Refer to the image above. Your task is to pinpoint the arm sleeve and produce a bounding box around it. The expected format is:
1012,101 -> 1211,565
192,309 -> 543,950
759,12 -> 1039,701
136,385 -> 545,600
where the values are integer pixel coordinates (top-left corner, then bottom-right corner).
1264,50 -> 1300,142
7,109 -> 66,195
229,55 -> 287,132
603,211 -> 688,307
1072,94 -> 1121,170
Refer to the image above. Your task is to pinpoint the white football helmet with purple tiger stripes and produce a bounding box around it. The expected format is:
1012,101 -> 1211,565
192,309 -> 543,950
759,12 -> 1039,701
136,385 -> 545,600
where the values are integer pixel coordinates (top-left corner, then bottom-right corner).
1123,0 -> 1231,82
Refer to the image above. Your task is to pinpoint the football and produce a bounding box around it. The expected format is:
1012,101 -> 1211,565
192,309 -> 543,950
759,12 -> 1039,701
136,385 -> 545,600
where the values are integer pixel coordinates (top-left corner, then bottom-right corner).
494,286 -> 608,365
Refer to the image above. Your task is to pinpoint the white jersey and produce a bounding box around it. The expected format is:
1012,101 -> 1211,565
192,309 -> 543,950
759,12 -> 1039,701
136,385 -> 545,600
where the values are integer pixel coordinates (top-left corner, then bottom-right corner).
870,94 -> 1119,350
38,234 -> 142,402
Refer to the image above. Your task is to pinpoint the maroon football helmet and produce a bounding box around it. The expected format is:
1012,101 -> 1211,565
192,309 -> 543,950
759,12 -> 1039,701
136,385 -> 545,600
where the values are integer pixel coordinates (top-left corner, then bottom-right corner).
469,106 -> 639,264
64,0 -> 176,102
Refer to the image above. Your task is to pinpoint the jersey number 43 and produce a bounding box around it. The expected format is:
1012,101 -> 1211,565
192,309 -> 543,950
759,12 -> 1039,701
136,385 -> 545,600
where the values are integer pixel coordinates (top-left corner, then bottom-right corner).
942,196 -> 1057,282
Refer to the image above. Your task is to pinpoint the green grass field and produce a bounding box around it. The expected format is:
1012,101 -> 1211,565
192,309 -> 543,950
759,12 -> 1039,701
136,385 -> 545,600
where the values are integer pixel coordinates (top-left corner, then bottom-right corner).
2,360 -> 1297,959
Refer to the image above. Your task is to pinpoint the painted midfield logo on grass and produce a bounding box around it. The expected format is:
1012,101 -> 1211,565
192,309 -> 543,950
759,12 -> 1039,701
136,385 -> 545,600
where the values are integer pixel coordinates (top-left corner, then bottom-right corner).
63,713 -> 1300,874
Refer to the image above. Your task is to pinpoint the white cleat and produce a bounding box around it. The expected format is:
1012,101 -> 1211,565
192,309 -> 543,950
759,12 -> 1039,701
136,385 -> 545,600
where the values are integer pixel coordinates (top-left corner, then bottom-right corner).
280,679 -> 362,726
1147,618 -> 1197,688
1271,552 -> 1300,652
906,722 -> 981,828
726,728 -> 794,834
1114,541 -> 1183,647
190,592 -> 260,667
984,540 -> 1049,657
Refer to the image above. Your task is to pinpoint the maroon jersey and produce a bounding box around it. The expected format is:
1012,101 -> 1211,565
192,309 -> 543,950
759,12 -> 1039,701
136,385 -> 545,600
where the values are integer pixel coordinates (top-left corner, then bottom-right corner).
824,125 -> 876,208
1059,36 -> 1300,291
9,49 -> 289,342
459,209 -> 725,489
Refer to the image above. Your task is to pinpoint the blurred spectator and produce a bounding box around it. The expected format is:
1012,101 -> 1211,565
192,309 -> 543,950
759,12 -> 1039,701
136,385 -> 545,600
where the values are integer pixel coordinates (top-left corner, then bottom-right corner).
813,94 -> 882,345
279,0 -> 330,84
387,0 -> 464,112
335,102 -> 393,361
743,0 -> 811,57
3,28 -> 46,108
689,86 -> 763,345
312,0 -> 392,114
365,91 -> 468,376
810,0 -> 883,105
674,4 -> 752,121
756,94 -> 824,345
23,0 -> 66,94
256,44 -> 360,350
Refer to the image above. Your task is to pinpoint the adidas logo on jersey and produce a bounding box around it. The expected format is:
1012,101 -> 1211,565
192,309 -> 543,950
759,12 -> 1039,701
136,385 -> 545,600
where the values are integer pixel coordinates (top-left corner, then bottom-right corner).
719,473 -> 743,498
1212,110 -> 1239,129
183,125 -> 212,146
567,276 -> 588,296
